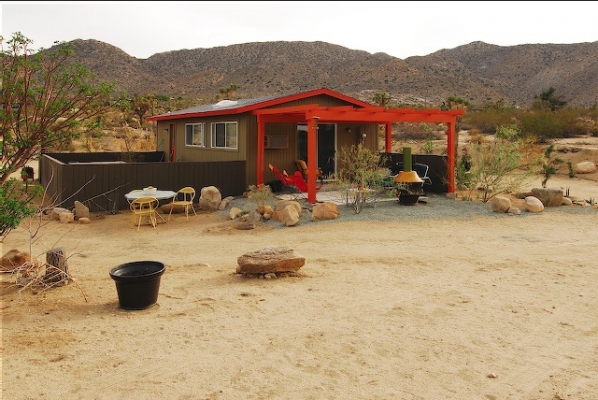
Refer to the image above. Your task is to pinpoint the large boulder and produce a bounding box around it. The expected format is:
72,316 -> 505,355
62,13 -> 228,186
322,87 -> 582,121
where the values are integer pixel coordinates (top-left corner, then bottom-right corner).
199,186 -> 222,212
59,212 -> 75,223
574,161 -> 597,174
236,246 -> 305,274
1,249 -> 39,271
51,207 -> 69,220
272,201 -> 301,222
531,188 -> 564,207
312,202 -> 340,221
74,201 -> 89,219
491,196 -> 511,213
278,206 -> 300,227
524,196 -> 544,213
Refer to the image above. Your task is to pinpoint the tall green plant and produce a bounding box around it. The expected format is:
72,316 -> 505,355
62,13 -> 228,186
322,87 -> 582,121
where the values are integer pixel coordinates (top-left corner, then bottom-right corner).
463,139 -> 538,203
540,144 -> 563,187
337,144 -> 388,214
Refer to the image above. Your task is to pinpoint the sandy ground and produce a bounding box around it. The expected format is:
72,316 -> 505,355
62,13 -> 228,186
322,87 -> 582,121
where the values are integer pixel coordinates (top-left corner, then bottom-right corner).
2,195 -> 598,400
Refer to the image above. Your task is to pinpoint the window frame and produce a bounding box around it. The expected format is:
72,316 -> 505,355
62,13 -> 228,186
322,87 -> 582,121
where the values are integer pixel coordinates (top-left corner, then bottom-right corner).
210,121 -> 238,150
185,123 -> 206,148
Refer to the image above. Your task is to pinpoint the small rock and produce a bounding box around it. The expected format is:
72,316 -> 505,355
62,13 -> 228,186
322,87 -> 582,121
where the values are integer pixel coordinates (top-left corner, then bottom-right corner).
491,196 -> 511,213
199,186 -> 222,212
487,373 -> 498,379
264,274 -> 272,280
278,206 -> 300,227
418,197 -> 430,204
74,201 -> 89,219
263,213 -> 272,220
531,188 -> 564,207
573,161 -> 597,174
445,193 -> 456,200
59,212 -> 75,223
236,246 -> 306,274
507,207 -> 521,215
258,274 -> 264,279
78,217 -> 91,224
51,207 -> 69,220
257,205 -> 273,215
561,197 -> 573,206
312,202 -> 339,221
524,196 -> 544,213
229,207 -> 242,220
266,273 -> 277,279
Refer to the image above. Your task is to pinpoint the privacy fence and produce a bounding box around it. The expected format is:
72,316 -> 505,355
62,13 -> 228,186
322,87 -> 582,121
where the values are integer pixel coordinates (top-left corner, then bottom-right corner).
40,152 -> 246,212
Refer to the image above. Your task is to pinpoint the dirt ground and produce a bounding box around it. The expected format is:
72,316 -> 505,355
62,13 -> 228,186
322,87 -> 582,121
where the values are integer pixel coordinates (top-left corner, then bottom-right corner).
2,191 -> 598,399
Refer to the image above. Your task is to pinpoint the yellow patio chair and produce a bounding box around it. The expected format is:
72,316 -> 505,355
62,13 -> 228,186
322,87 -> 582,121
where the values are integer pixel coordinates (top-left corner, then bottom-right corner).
130,197 -> 159,230
127,190 -> 144,205
168,187 -> 197,220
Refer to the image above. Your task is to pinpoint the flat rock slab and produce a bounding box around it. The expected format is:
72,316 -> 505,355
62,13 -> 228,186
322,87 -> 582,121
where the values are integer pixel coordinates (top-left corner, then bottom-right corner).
236,246 -> 305,275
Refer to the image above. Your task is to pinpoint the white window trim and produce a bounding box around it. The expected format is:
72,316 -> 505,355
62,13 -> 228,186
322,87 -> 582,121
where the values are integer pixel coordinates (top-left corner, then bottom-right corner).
185,123 -> 206,147
211,121 -> 238,150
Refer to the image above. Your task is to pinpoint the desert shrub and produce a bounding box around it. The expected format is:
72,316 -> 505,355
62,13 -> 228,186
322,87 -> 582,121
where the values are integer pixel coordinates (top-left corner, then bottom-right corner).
397,122 -> 444,140
462,139 -> 539,203
520,109 -> 588,142
468,134 -> 486,145
461,109 -> 518,133
337,144 -> 389,214
496,125 -> 521,140
247,184 -> 274,211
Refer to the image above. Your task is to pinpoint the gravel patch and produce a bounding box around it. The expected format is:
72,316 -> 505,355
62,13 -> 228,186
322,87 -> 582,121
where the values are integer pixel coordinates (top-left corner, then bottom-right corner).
219,194 -> 596,228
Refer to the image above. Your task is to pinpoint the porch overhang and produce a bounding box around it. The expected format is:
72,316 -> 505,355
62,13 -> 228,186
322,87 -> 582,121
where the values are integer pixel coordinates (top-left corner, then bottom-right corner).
252,105 -> 464,204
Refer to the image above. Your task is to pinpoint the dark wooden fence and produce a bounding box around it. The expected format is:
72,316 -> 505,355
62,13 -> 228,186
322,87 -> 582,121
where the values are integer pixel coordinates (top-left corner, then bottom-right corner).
40,152 -> 246,212
382,153 -> 448,193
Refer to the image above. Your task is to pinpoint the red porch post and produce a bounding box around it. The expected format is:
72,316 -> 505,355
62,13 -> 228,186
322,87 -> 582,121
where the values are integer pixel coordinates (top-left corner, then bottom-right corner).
385,122 -> 392,153
257,115 -> 265,185
447,120 -> 456,193
307,117 -> 318,204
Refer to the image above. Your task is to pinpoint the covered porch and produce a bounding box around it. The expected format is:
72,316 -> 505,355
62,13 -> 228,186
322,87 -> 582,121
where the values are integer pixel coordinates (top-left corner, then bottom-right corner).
253,105 -> 464,203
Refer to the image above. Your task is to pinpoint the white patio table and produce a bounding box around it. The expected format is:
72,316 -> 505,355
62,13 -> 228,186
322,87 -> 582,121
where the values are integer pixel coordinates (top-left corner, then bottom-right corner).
125,190 -> 177,223
125,190 -> 177,201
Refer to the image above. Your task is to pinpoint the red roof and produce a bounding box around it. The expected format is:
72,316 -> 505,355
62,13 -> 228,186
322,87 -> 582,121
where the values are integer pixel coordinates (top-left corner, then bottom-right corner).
147,88 -> 373,121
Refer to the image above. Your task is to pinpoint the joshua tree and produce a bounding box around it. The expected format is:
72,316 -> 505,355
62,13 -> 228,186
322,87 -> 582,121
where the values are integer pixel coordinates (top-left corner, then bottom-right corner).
533,87 -> 568,111
372,92 -> 391,109
219,84 -> 238,100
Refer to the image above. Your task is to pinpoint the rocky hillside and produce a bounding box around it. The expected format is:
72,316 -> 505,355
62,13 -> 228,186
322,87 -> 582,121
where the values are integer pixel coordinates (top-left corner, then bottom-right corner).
60,39 -> 598,107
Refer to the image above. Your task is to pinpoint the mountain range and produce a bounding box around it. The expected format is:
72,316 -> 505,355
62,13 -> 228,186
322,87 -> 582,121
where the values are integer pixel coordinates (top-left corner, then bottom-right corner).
60,39 -> 598,107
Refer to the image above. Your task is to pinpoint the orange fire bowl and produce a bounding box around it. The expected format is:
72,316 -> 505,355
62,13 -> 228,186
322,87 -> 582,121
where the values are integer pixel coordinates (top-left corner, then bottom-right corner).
394,171 -> 423,183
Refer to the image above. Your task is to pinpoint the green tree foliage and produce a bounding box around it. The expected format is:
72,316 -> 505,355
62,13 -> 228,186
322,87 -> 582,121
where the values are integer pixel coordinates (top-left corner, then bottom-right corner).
0,179 -> 42,239
533,87 -> 568,111
1,32 -> 115,184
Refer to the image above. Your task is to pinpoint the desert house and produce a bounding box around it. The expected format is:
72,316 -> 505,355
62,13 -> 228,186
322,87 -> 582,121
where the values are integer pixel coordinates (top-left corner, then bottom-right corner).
148,88 -> 463,202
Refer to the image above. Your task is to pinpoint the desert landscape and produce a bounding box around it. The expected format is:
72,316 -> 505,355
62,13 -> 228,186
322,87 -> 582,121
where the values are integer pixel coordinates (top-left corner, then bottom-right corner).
3,4 -> 598,399
2,171 -> 598,399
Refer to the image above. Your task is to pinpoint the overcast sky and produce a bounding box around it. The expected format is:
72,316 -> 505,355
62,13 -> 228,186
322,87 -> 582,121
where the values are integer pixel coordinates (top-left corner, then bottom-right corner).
2,1 -> 598,59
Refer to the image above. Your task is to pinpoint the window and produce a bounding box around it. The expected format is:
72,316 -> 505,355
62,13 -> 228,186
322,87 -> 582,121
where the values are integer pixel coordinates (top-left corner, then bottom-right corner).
185,123 -> 205,147
211,122 -> 238,149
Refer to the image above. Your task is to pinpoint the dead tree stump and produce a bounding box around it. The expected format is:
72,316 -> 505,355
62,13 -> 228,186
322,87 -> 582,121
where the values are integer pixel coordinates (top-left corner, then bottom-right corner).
45,247 -> 69,285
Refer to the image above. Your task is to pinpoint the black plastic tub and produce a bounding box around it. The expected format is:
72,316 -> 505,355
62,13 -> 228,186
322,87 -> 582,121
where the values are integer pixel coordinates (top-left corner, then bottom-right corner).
109,261 -> 165,310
